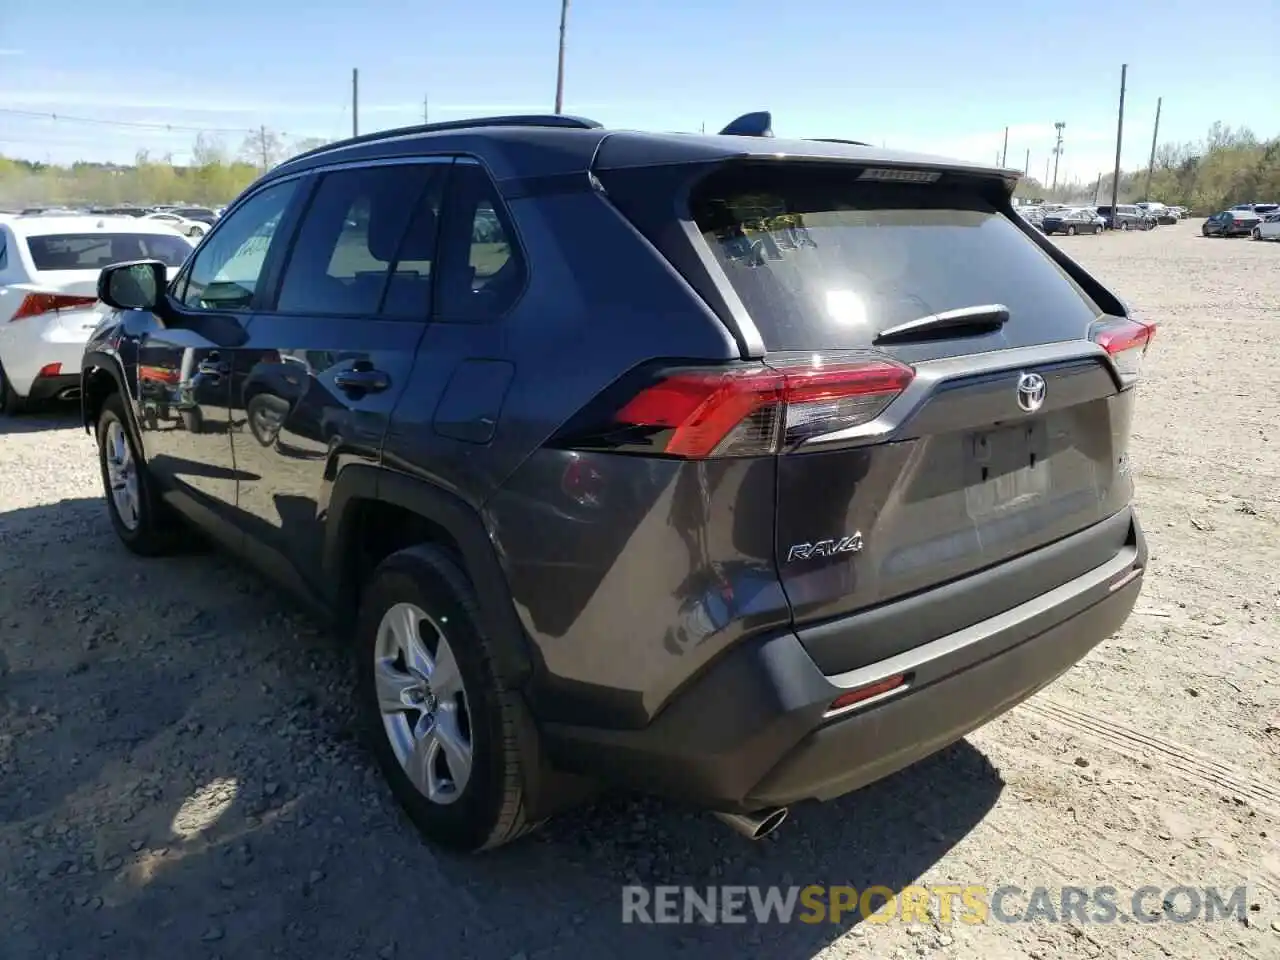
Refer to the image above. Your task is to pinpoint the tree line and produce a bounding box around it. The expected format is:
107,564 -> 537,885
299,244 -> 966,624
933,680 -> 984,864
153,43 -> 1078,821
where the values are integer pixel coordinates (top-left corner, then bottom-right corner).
0,130 -> 327,209
2,122 -> 1276,215
1014,123 -> 1279,214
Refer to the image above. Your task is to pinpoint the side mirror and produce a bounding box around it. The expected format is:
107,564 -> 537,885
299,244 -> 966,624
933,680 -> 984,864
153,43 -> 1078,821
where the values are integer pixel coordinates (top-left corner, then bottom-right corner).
98,259 -> 166,312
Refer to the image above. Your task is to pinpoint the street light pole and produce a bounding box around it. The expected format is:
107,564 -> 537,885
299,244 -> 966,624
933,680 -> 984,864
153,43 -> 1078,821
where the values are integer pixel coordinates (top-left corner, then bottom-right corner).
554,0 -> 571,114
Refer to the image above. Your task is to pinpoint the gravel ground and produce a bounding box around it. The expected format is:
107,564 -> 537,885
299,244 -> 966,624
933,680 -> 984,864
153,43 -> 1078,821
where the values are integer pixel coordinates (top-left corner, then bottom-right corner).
1,220 -> 1278,960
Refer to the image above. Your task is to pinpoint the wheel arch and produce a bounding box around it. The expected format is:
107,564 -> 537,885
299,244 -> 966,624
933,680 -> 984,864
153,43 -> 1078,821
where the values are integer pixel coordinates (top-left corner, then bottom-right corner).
81,351 -> 138,437
325,464 -> 535,683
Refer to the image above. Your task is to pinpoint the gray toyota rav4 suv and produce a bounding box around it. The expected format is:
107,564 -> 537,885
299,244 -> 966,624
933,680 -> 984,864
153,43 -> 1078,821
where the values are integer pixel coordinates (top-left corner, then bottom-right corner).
81,112 -> 1153,850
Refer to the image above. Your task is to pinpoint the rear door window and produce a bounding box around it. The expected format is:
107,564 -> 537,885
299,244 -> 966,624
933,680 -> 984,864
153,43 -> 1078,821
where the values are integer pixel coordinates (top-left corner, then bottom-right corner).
275,163 -> 445,318
690,163 -> 1101,351
26,233 -> 192,271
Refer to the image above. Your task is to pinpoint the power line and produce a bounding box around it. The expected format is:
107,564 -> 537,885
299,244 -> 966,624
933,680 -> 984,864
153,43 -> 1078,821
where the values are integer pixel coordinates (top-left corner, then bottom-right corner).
0,107 -> 259,135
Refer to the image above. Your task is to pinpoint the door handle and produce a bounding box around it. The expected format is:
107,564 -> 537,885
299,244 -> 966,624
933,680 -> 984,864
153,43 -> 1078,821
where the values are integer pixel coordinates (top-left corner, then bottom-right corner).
334,368 -> 390,393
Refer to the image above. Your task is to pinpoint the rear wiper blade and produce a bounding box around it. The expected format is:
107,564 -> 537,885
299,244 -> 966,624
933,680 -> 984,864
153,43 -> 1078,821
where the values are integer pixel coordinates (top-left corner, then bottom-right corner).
873,304 -> 1009,344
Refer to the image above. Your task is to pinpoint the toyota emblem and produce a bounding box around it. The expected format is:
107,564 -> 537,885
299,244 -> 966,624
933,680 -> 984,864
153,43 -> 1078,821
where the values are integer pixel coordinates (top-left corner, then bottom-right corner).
1016,372 -> 1046,413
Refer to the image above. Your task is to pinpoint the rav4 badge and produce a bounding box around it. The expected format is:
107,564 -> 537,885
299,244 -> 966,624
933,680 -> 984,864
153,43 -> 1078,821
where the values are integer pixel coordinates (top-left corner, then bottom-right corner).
786,534 -> 864,563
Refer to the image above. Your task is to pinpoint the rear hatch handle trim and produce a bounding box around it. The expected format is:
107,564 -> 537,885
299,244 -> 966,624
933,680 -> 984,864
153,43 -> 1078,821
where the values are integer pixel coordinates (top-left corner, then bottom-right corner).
796,340 -> 1115,450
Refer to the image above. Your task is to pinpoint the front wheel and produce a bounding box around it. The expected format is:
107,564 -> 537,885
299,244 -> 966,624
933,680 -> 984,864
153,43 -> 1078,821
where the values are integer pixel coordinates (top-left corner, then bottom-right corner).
96,392 -> 183,555
1065,225 -> 1077,236
356,545 -> 541,851
1252,229 -> 1262,240
1121,221 -> 1130,231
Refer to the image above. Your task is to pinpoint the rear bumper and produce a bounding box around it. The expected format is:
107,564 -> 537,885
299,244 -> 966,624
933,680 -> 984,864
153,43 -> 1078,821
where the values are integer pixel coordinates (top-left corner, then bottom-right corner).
540,513 -> 1147,811
27,372 -> 81,402
2,338 -> 91,396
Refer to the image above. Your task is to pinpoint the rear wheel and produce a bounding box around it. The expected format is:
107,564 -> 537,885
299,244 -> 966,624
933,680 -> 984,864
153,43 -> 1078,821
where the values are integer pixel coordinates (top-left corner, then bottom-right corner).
1065,225 -> 1076,236
355,545 -> 541,851
1121,221 -> 1130,232
96,392 -> 182,555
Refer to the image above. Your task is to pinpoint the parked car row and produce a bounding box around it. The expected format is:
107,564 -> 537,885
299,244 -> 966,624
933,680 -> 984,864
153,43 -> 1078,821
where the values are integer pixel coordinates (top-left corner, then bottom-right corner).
1202,202 -> 1280,239
1017,202 -> 1160,233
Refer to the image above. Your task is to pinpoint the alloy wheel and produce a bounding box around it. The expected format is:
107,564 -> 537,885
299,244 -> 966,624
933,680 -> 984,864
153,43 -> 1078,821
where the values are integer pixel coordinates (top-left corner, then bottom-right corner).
103,420 -> 140,531
373,602 -> 473,805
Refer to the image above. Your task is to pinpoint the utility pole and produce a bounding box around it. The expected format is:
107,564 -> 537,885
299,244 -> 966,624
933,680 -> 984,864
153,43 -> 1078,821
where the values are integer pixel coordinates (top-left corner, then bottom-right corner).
259,124 -> 268,172
1051,121 -> 1066,191
1001,126 -> 1009,167
554,0 -> 570,114
423,95 -> 429,124
352,68 -> 359,136
1144,96 -> 1162,201
1045,156 -> 1050,185
1024,148 -> 1030,176
1110,64 -> 1128,217
1093,172 -> 1103,204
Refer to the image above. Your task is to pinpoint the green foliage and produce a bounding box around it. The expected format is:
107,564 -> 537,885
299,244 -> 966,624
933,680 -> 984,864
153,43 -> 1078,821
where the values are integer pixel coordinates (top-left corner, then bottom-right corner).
0,130 -> 332,208
1,122 -> 1275,216
1045,123 -> 1278,213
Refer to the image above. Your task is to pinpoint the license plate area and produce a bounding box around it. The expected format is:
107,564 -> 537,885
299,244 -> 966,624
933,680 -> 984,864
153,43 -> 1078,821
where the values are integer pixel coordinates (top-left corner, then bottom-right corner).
965,421 -> 1050,518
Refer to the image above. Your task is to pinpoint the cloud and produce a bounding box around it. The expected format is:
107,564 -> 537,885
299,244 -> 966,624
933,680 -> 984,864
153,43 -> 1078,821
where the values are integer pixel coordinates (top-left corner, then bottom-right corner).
0,49 -> 23,56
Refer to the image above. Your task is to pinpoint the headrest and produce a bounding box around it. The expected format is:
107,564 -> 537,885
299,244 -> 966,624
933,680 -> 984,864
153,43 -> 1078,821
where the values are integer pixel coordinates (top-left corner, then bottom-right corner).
368,206 -> 437,263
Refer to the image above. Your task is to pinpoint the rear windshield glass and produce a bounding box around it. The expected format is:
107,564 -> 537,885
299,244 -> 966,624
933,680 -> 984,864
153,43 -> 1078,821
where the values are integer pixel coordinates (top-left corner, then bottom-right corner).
690,165 -> 1101,350
26,233 -> 191,271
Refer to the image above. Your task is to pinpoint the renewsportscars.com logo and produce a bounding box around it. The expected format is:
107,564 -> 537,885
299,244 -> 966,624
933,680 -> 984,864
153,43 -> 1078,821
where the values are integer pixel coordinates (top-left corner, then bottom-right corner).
621,884 -> 1250,926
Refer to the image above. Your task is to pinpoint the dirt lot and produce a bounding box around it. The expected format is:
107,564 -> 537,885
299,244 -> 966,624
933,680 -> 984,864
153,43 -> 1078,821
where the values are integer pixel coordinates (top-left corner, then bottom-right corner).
2,220 -> 1278,960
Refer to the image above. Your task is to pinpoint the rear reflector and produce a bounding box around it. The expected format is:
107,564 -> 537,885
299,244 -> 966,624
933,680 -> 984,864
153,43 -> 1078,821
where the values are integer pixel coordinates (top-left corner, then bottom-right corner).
10,293 -> 98,321
37,363 -> 62,378
826,673 -> 909,716
604,358 -> 914,458
1092,317 -> 1156,383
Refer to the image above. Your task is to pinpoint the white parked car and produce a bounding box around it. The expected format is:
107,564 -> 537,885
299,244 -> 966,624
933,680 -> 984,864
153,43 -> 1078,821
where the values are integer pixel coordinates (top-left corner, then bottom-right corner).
0,216 -> 195,413
142,211 -> 208,238
1253,213 -> 1280,241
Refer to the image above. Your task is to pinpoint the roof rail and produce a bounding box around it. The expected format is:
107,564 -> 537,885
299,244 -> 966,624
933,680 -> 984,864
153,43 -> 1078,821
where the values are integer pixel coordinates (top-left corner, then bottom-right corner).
808,137 -> 872,147
283,114 -> 604,165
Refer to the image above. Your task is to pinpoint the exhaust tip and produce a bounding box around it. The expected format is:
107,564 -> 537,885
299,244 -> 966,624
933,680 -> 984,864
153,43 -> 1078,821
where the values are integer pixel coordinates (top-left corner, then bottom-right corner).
712,807 -> 789,840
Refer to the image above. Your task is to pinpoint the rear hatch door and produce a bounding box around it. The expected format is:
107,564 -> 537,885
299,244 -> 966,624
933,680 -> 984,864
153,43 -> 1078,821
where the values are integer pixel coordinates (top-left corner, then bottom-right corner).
683,162 -> 1137,671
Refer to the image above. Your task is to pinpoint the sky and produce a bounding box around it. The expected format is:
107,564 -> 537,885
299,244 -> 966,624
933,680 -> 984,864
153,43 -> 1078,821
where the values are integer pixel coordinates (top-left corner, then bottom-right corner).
1,0 -> 1276,184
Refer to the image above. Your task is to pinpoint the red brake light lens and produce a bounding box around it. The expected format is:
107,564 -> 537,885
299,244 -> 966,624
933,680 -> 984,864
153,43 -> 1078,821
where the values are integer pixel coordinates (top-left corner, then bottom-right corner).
1092,317 -> 1156,383
10,293 -> 98,321
602,358 -> 914,459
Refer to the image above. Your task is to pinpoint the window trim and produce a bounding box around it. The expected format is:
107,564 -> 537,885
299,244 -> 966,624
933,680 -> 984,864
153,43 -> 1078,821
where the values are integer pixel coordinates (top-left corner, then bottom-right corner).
260,156 -> 455,322
168,177 -> 308,315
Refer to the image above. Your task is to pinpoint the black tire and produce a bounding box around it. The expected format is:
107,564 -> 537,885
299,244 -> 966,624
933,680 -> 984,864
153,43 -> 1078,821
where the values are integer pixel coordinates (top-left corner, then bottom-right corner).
355,545 -> 540,851
1121,221 -> 1130,232
96,391 -> 183,555
1252,229 -> 1261,241
1066,225 -> 1076,236
0,362 -> 26,416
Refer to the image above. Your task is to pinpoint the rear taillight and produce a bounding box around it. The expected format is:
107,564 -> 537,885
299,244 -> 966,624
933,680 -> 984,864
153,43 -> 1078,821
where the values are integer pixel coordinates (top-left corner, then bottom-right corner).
10,293 -> 98,321
561,358 -> 914,459
1092,317 -> 1156,384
